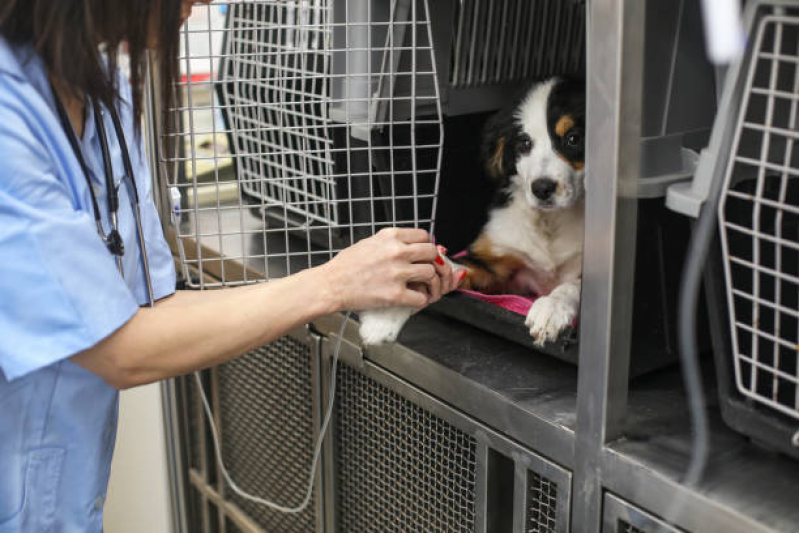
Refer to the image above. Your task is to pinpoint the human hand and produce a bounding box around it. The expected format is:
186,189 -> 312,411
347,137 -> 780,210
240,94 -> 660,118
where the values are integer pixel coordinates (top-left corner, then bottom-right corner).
319,228 -> 461,312
407,245 -> 463,306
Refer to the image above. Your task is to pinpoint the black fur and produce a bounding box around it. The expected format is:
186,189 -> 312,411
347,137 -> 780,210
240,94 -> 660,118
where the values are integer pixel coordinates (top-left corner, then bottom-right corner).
546,77 -> 586,166
480,101 -> 522,209
479,78 -> 585,210
456,251 -> 496,274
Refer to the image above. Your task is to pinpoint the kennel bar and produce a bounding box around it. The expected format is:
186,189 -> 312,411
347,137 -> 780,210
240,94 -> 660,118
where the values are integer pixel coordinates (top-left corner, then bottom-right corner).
572,0 -> 645,530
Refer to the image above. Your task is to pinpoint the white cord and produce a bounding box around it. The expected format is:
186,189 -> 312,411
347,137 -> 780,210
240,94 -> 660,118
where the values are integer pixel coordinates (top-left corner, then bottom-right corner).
194,311 -> 351,514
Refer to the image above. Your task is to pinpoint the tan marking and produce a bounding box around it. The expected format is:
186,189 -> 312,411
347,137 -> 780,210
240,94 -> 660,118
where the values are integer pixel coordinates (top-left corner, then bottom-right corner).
555,115 -> 575,137
557,152 -> 584,171
489,136 -> 506,178
458,234 -> 526,293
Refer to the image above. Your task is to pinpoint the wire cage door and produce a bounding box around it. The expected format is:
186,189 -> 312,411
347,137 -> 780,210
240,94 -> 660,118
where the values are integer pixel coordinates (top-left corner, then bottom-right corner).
718,5 -> 799,423
162,0 -> 444,288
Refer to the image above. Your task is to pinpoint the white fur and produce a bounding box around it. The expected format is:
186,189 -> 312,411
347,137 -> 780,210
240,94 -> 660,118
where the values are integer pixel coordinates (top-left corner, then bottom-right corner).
485,79 -> 584,343
515,79 -> 585,210
359,306 -> 414,345
525,279 -> 581,345
360,80 -> 585,346
359,256 -> 465,346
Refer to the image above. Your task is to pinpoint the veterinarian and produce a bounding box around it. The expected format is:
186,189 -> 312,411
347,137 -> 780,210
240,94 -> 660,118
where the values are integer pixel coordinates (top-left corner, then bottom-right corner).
0,0 -> 459,530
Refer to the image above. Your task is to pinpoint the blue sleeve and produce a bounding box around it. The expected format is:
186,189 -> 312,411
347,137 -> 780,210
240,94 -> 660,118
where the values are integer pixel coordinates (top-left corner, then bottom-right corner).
0,93 -> 139,381
117,72 -> 176,304
136,162 -> 177,304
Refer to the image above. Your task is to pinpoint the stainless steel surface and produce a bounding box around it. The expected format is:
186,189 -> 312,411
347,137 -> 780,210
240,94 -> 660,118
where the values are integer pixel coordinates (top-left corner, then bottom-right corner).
603,493 -> 681,533
599,360 -> 799,533
153,2 -> 799,532
173,299 -> 799,533
320,335 -> 573,533
474,443 -> 489,533
182,328 -> 323,532
574,0 -> 645,530
334,362 -> 478,532
313,311 -> 579,469
315,308 -> 799,533
150,56 -> 189,533
160,379 -> 189,533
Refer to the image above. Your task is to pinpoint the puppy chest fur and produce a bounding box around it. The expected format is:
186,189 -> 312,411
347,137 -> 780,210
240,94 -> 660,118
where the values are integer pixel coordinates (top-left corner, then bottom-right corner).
482,192 -> 583,296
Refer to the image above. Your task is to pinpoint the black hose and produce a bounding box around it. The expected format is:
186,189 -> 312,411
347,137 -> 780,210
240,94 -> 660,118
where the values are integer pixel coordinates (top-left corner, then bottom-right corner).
676,163 -> 726,487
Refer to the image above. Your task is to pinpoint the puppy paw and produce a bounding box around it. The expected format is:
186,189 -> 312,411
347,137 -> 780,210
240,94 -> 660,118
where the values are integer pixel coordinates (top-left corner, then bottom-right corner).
525,295 -> 578,346
359,307 -> 414,345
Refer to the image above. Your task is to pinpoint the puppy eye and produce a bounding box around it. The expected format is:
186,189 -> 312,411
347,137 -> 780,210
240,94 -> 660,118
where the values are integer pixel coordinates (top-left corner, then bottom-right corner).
519,136 -> 533,153
566,132 -> 581,147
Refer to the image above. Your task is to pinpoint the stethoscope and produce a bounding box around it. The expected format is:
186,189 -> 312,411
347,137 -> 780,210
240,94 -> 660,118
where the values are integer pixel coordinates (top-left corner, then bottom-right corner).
51,84 -> 155,307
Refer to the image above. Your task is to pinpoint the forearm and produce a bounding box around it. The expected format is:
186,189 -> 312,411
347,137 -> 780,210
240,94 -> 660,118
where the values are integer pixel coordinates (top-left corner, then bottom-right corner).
156,283 -> 265,307
72,267 -> 339,389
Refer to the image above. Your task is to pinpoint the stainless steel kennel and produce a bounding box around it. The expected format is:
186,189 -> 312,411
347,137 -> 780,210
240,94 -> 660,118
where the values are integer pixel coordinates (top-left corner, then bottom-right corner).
147,1 -> 799,532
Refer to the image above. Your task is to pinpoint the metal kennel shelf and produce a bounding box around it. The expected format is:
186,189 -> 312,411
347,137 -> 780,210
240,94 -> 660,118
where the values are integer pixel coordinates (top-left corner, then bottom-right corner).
148,1 -> 799,533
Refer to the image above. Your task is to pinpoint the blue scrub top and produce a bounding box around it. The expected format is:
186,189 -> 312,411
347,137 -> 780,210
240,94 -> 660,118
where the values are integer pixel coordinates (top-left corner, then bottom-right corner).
0,37 -> 176,531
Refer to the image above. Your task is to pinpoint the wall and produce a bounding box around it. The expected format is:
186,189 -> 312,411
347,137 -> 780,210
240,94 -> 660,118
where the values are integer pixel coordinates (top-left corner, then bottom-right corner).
104,384 -> 174,533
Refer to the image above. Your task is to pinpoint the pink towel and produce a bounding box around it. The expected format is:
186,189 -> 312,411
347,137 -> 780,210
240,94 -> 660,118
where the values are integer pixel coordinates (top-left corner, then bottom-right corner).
450,250 -> 538,316
449,250 -> 578,327
456,289 -> 538,316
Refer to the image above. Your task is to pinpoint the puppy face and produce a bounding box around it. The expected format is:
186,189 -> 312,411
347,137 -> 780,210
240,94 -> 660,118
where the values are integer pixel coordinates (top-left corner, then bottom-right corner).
483,78 -> 586,210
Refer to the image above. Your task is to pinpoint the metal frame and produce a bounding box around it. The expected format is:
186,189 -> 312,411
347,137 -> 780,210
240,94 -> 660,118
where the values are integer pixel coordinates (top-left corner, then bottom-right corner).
602,493 -> 682,533
319,334 -> 573,533
179,326 -> 325,533
154,1 -> 799,532
573,0 -> 645,531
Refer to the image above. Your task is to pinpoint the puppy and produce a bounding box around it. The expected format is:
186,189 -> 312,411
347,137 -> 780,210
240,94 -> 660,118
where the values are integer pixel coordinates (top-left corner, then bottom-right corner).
360,77 -> 584,346
455,77 -> 585,345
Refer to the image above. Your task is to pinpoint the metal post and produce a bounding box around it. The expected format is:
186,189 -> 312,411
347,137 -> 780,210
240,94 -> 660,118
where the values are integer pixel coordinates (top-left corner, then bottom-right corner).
145,52 -> 190,533
572,0 -> 645,531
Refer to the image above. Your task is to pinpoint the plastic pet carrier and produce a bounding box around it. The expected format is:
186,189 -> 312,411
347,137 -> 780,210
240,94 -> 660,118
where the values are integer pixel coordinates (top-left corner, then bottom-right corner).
668,0 -> 799,459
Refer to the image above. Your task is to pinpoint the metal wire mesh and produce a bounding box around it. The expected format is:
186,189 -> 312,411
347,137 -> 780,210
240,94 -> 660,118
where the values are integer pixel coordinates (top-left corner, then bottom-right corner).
164,0 -> 443,288
450,0 -> 585,89
334,363 -> 478,532
526,470 -> 558,533
719,8 -> 799,421
212,336 -> 317,532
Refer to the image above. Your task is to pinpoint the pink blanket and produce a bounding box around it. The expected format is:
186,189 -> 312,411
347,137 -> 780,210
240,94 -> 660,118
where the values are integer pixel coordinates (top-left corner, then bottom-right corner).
456,289 -> 538,316
449,250 -> 538,316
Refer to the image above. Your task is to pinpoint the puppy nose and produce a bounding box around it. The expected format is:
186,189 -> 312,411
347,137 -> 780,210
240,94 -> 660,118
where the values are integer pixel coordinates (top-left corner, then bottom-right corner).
531,178 -> 557,200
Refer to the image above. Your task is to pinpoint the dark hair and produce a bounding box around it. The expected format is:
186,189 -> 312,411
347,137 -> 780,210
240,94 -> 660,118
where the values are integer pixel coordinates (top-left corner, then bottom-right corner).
0,0 -> 182,129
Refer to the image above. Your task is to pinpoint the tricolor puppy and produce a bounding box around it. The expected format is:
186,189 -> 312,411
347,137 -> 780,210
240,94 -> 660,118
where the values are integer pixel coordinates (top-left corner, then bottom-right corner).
455,77 -> 585,345
359,77 -> 584,346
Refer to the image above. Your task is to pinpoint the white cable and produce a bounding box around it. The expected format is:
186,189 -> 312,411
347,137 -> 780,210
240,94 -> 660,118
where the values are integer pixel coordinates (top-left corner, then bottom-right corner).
194,311 -> 351,514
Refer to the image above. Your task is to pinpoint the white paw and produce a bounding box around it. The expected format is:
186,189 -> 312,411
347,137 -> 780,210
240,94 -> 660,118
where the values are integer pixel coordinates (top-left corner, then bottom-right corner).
359,307 -> 414,345
525,295 -> 577,346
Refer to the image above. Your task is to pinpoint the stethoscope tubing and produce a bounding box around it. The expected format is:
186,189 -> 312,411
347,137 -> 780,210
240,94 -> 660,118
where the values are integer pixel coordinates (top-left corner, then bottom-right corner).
51,83 -> 155,307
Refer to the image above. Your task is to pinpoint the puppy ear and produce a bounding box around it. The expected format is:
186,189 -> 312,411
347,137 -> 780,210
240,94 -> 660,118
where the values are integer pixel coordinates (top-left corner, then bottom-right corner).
486,135 -> 508,179
481,107 -> 518,181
